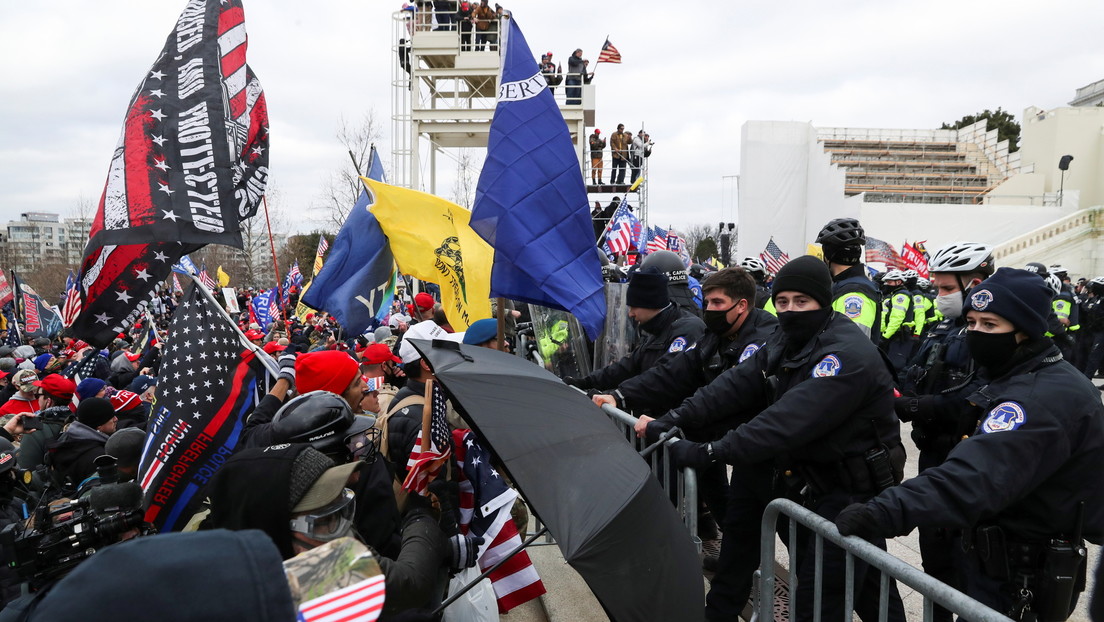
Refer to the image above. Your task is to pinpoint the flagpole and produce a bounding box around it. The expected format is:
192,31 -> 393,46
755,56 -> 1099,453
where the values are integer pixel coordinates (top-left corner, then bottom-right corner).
419,379 -> 434,453
182,272 -> 280,378
260,195 -> 286,328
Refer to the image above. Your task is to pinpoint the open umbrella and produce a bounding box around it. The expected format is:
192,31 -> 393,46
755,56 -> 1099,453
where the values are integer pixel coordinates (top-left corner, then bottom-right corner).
410,339 -> 704,622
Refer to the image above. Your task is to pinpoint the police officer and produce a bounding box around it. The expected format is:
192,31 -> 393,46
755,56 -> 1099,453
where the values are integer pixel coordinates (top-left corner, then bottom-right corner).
1024,262 -> 1073,356
1049,270 -> 1081,360
836,268 -> 1104,622
565,268 -> 705,391
592,267 -> 777,575
815,218 -> 881,339
641,250 -> 701,317
739,257 -> 774,312
895,242 -> 995,622
1078,277 -> 1104,380
635,256 -> 905,622
903,269 -> 931,338
880,269 -> 915,371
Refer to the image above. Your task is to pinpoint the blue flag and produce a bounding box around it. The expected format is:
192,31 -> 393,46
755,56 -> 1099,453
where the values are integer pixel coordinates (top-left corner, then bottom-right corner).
172,255 -> 199,276
251,287 -> 277,332
301,147 -> 397,335
470,18 -> 605,339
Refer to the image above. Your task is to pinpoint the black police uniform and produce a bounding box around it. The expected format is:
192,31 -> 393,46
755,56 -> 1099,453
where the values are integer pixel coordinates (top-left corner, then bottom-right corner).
868,342 -> 1104,620
570,304 -> 705,391
656,312 -> 906,622
1078,294 -> 1104,378
896,314 -> 981,622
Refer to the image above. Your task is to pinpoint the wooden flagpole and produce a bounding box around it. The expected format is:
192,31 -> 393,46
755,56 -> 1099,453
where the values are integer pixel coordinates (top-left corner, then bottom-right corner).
419,378 -> 434,453
260,195 -> 287,327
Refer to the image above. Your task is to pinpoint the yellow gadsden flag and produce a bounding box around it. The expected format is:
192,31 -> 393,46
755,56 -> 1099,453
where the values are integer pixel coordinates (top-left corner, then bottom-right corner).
216,265 -> 231,288
365,178 -> 492,330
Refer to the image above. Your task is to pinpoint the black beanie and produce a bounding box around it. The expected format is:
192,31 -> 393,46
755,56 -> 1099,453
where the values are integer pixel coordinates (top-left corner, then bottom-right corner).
962,268 -> 1051,338
771,255 -> 833,308
626,268 -> 670,309
77,397 -> 116,428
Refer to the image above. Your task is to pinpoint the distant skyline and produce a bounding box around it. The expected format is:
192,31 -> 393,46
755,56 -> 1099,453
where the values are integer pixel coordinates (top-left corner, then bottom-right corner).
2,0 -> 1103,236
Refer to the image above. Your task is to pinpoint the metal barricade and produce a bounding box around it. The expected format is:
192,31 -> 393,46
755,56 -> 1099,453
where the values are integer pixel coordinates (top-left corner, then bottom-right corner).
755,498 -> 1012,622
599,403 -> 701,553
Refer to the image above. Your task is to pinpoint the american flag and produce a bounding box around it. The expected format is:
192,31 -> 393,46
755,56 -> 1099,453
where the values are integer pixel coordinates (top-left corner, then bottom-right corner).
597,38 -> 621,64
667,232 -> 692,267
864,237 -> 906,269
602,199 -> 640,256
0,269 -> 14,308
282,260 -> 303,307
313,236 -> 329,277
61,271 -> 82,328
298,574 -> 385,622
759,238 -> 790,274
2,304 -> 21,348
198,264 -> 218,291
644,226 -> 668,255
453,429 -> 546,613
138,283 -> 262,532
172,273 -> 184,295
401,380 -> 451,496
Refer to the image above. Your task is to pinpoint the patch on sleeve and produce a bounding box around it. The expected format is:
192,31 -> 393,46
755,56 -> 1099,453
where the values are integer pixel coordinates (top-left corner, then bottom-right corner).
980,401 -> 1026,433
811,354 -> 841,378
668,337 -> 688,353
739,343 -> 760,363
843,295 -> 863,318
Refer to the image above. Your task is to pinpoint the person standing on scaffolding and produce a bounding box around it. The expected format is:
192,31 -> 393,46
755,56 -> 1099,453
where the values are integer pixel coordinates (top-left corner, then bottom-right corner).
610,123 -> 628,185
588,128 -> 605,185
566,48 -> 588,105
636,256 -> 907,622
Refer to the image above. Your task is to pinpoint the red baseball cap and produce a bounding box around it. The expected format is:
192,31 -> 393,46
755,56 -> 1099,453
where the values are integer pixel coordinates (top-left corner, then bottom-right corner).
124,351 -> 142,362
262,341 -> 287,354
361,343 -> 401,365
414,292 -> 435,311
245,330 -> 265,341
33,375 -> 77,400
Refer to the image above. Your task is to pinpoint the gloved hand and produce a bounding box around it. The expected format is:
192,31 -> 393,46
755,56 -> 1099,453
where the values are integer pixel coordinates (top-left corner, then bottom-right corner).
447,534 -> 485,572
834,503 -> 885,539
665,439 -> 713,469
277,353 -> 296,384
562,376 -> 587,389
428,479 -> 460,535
894,395 -> 934,425
645,418 -> 675,444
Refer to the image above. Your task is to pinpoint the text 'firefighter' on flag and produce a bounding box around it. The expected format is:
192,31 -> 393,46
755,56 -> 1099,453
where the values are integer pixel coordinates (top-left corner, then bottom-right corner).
72,0 -> 269,348
138,283 -> 261,532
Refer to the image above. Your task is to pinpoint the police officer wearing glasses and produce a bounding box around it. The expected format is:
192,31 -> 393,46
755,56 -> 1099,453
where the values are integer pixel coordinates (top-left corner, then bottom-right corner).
836,268 -> 1104,622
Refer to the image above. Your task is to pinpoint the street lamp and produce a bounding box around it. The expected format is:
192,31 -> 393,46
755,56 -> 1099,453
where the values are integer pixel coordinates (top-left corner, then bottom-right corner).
1058,155 -> 1074,207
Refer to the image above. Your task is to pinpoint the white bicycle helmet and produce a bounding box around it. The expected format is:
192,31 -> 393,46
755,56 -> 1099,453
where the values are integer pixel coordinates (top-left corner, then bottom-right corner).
927,243 -> 995,275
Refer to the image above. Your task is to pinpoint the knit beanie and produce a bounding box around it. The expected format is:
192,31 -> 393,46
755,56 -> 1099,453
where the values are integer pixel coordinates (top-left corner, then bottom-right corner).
287,448 -> 336,511
76,378 -> 108,401
104,428 -> 146,470
626,268 -> 670,309
771,255 -> 833,308
963,268 -> 1052,339
77,397 -> 116,428
295,350 -> 360,395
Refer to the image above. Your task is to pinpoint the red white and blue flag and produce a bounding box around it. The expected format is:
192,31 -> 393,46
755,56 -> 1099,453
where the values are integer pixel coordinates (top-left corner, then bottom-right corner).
199,264 -> 218,291
759,238 -> 790,274
453,429 -> 545,613
864,237 -> 906,270
602,198 -> 641,256
900,241 -> 930,279
61,271 -> 82,328
402,380 -> 451,496
299,575 -> 386,622
644,226 -> 668,255
72,0 -> 269,348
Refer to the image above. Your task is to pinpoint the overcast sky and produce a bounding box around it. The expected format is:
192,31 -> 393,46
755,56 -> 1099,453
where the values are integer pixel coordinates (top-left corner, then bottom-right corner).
2,0 -> 1102,236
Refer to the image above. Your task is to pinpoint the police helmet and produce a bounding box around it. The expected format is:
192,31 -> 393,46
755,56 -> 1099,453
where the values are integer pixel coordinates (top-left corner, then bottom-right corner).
1023,262 -> 1049,277
739,257 -> 767,276
883,269 -> 906,281
1049,264 -> 1068,280
688,264 -> 708,280
272,390 -> 356,456
916,277 -> 931,291
901,269 -> 918,281
1092,277 -> 1104,287
640,250 -> 688,284
1044,274 -> 1062,296
927,243 -> 995,276
815,218 -> 866,247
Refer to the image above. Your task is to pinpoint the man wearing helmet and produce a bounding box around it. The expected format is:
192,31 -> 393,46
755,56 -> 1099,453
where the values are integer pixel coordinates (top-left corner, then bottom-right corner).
815,218 -> 881,340
639,250 -> 701,317
879,269 -> 916,371
895,242 -> 995,622
1024,262 -> 1076,360
738,257 -> 773,312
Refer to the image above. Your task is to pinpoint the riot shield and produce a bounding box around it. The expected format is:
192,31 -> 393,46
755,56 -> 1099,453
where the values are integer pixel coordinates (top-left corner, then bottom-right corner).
593,282 -> 638,370
528,304 -> 592,379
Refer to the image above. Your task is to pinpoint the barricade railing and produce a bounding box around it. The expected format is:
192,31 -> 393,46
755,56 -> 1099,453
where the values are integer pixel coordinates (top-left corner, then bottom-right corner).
598,403 -> 701,553
756,498 -> 1012,622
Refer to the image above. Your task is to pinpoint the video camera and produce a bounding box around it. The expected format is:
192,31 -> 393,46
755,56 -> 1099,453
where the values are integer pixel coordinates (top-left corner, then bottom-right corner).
0,456 -> 152,589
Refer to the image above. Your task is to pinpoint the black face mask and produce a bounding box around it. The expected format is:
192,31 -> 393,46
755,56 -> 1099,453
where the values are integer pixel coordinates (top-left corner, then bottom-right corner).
777,307 -> 833,346
966,330 -> 1019,371
703,302 -> 739,335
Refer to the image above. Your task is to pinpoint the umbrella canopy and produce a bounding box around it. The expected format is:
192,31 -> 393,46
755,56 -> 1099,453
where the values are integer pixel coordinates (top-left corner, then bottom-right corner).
410,339 -> 704,622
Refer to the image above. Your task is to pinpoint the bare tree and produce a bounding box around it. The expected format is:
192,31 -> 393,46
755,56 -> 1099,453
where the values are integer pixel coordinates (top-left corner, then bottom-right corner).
316,111 -> 384,228
678,224 -> 718,260
450,149 -> 482,209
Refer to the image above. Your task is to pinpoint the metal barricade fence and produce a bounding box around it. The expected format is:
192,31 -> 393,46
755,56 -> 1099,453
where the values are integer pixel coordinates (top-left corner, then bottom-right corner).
599,403 -> 701,554
756,498 -> 1012,622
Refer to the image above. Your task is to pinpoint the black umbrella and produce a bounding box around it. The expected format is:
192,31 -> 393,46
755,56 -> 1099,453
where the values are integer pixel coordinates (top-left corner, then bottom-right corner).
410,339 -> 704,622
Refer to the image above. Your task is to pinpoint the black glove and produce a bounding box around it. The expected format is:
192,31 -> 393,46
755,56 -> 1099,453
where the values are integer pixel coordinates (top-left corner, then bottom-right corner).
834,503 -> 885,539
644,418 -> 674,444
894,395 -> 934,425
428,479 -> 460,535
665,439 -> 713,469
277,353 -> 296,384
562,376 -> 588,389
447,534 -> 485,572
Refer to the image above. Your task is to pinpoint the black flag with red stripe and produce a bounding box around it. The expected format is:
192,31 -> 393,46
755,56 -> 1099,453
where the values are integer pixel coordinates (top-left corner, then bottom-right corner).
73,0 -> 269,347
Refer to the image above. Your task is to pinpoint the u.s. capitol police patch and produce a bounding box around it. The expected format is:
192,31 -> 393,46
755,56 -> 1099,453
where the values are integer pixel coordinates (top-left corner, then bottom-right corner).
668,337 -> 688,353
970,289 -> 993,311
980,401 -> 1026,433
812,354 -> 841,378
739,343 -> 760,363
843,295 -> 863,318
